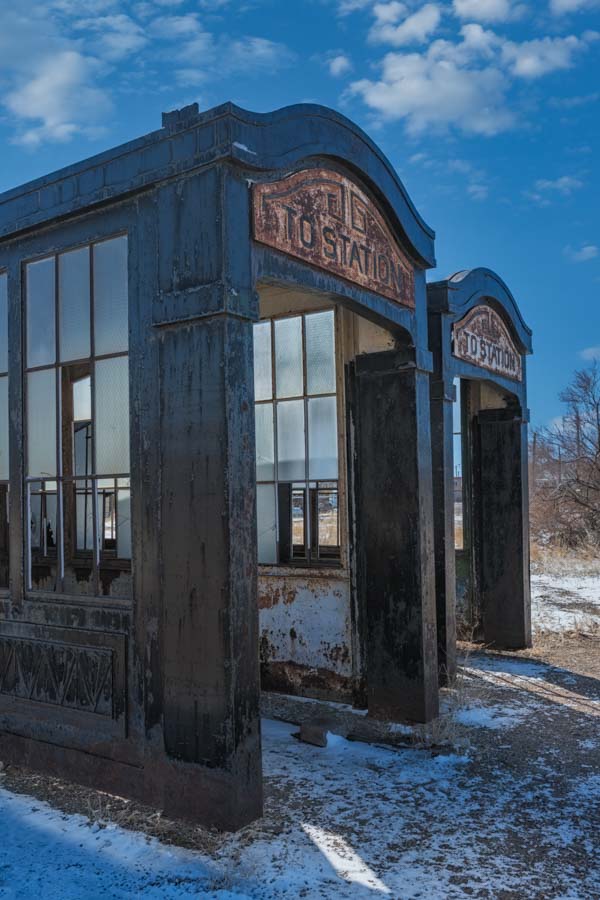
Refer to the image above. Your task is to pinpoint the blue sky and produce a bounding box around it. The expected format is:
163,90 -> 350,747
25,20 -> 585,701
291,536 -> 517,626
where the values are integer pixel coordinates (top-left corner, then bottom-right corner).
0,0 -> 598,426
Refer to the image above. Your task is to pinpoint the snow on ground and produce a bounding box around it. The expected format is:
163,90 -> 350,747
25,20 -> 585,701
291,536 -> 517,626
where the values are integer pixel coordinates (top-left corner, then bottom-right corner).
0,669 -> 598,900
454,703 -> 528,730
0,561 -> 598,898
531,567 -> 600,633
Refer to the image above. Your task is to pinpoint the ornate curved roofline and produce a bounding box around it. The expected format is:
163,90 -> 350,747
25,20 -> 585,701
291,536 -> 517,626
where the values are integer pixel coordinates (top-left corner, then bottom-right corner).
427,267 -> 533,354
0,101 -> 436,268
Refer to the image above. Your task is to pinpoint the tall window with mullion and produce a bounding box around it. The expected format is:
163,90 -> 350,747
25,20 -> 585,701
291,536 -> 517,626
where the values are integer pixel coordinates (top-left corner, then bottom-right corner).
25,236 -> 131,597
254,309 -> 340,565
0,273 -> 8,588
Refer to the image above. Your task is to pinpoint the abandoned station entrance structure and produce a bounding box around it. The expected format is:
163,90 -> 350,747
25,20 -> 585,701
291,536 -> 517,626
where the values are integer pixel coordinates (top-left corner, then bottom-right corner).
0,102 -> 532,830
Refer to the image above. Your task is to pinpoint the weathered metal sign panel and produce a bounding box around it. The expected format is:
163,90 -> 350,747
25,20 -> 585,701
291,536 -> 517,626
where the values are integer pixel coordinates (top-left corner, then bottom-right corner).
452,306 -> 522,382
252,168 -> 415,308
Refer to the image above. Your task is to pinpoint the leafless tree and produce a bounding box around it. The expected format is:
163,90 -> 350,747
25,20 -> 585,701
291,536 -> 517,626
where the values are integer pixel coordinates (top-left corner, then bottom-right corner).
530,362 -> 600,548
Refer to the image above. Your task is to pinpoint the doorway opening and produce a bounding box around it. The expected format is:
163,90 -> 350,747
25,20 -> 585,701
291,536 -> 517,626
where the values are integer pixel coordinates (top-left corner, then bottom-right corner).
252,282 -> 400,709
453,377 -> 529,646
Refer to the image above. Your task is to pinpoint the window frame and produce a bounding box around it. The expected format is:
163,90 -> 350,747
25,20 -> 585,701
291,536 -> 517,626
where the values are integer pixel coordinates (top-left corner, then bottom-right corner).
0,269 -> 9,590
23,234 -> 132,596
255,306 -> 343,569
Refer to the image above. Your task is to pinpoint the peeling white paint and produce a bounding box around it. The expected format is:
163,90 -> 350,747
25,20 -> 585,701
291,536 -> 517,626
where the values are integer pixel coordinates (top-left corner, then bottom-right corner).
259,573 -> 353,677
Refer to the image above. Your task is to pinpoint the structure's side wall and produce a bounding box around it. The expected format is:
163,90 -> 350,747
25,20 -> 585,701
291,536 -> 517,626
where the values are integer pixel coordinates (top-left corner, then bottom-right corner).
259,572 -> 353,699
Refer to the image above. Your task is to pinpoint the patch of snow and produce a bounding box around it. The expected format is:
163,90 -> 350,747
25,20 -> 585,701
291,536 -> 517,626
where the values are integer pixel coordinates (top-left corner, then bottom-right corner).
463,655 -> 549,678
455,703 -> 527,730
232,141 -> 257,155
531,572 -> 600,633
0,716 -> 597,898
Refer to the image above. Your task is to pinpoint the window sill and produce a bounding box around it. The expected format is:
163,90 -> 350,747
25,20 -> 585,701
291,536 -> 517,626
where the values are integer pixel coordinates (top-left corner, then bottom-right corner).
258,564 -> 349,580
24,591 -> 132,610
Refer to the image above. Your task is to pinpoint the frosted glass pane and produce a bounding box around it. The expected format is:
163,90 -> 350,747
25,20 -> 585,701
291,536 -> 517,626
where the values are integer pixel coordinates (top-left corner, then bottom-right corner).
44,489 -> 58,551
277,399 -> 305,481
452,378 -> 461,432
453,435 -> 463,478
59,247 -> 90,362
292,488 -> 305,547
30,489 -> 42,549
95,356 -> 130,474
74,423 -> 92,477
257,483 -> 277,564
93,236 -> 128,355
318,489 -> 339,547
275,317 -> 303,398
117,489 -> 131,559
75,484 -> 94,551
26,257 -> 55,368
255,402 -> 274,481
73,376 -> 91,422
0,377 -> 7,480
308,396 -> 338,480
0,273 -> 7,373
253,321 -> 272,401
27,369 -> 56,477
306,310 -> 335,395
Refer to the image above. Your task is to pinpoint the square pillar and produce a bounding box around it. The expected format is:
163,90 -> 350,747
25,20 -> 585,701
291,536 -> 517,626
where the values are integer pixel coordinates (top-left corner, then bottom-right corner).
142,164 -> 262,827
475,410 -> 531,649
429,379 -> 457,682
349,350 -> 439,723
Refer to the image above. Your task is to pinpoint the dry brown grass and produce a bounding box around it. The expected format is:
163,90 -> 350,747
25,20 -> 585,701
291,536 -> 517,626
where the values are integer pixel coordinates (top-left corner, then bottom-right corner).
410,633 -> 496,751
530,541 -> 600,574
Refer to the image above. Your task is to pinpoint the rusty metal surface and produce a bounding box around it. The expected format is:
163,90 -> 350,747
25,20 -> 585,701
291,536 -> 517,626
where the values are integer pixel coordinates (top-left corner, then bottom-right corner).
452,306 -> 522,382
253,168 -> 415,308
258,572 -> 353,701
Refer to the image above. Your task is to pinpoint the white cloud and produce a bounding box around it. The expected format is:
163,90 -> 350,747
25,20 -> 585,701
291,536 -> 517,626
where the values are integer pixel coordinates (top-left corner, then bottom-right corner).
447,158 -> 490,199
4,50 -> 112,147
467,182 -> 489,200
0,2 -> 295,148
524,174 -> 584,204
580,345 -> 600,360
535,175 -> 584,194
227,36 -> 293,70
149,13 -> 206,38
328,54 -> 353,76
565,244 -> 599,262
453,0 -> 524,22
372,1 -> 406,24
0,5 -> 114,147
337,0 -> 373,14
370,3 -> 442,47
551,91 -> 600,107
353,0 -> 599,135
550,0 -> 600,14
350,25 -> 514,134
73,15 -> 148,61
173,33 -> 293,85
501,33 -> 597,77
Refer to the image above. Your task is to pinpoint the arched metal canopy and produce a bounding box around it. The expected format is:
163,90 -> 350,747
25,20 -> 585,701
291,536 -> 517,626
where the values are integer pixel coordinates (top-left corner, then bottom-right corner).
428,267 -> 533,355
0,101 -> 436,270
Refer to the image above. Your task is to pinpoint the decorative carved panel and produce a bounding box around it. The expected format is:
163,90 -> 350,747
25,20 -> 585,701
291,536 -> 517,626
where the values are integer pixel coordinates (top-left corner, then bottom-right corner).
452,306 -> 522,382
0,635 -> 113,717
253,168 -> 415,308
